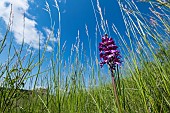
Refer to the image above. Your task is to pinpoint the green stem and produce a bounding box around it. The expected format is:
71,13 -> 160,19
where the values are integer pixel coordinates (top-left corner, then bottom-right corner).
111,70 -> 122,113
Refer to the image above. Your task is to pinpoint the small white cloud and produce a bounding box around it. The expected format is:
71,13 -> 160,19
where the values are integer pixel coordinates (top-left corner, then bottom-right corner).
46,45 -> 53,52
0,0 -> 44,49
49,37 -> 57,42
43,27 -> 51,35
43,27 -> 57,42
34,85 -> 47,90
25,12 -> 36,20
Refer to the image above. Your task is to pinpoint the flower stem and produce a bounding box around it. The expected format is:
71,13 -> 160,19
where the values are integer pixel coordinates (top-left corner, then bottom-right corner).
111,70 -> 122,113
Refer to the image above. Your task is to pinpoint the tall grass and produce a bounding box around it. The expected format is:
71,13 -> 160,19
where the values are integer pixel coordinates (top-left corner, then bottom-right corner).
0,0 -> 170,113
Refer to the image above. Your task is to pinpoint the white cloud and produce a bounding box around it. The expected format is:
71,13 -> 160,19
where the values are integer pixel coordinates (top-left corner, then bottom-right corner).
43,27 -> 51,36
43,27 -> 57,42
0,0 -> 44,49
46,45 -> 53,52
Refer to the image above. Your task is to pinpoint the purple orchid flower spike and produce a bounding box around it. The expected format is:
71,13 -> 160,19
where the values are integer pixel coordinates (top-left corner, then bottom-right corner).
99,34 -> 121,70
99,34 -> 122,112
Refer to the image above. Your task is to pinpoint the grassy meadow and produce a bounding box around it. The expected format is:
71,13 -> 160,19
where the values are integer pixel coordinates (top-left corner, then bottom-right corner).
0,0 -> 170,113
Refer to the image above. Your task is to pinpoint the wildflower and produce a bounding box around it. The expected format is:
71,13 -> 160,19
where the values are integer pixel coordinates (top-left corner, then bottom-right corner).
99,34 -> 122,112
99,34 -> 121,70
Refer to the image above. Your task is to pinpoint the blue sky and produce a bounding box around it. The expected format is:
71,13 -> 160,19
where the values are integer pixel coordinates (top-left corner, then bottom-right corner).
0,0 -> 165,57
0,0 -> 127,56
0,0 -> 158,88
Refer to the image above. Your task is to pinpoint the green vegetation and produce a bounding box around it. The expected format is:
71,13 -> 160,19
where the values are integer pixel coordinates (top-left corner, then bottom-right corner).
0,0 -> 170,113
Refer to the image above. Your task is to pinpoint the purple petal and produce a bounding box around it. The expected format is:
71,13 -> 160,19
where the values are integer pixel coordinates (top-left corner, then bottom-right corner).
110,50 -> 117,53
105,51 -> 111,54
99,53 -> 104,58
102,38 -> 109,43
99,42 -> 104,46
102,36 -> 106,40
108,45 -> 118,50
